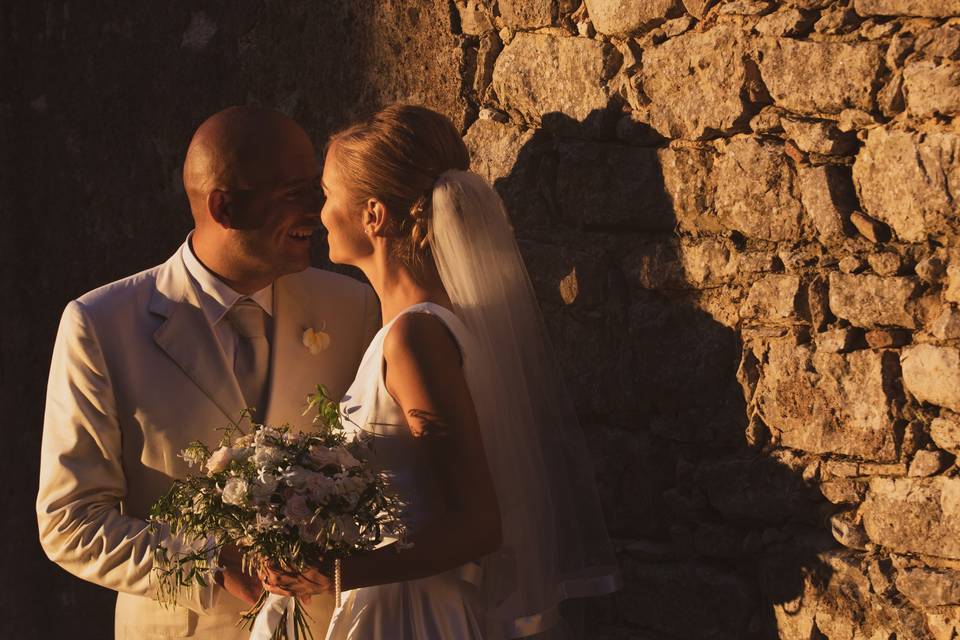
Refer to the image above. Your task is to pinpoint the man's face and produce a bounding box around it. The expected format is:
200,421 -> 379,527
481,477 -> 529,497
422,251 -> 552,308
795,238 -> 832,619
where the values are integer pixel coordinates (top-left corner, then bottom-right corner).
229,129 -> 323,279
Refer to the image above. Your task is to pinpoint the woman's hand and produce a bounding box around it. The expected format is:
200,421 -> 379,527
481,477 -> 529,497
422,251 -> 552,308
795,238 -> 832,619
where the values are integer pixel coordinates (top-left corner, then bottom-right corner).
257,561 -> 333,602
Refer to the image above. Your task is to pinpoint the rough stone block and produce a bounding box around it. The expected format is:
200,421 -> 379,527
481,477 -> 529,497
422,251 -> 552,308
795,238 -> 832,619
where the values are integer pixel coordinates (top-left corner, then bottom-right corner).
642,25 -> 765,139
904,60 -> 960,118
781,117 -> 857,155
757,340 -> 899,461
948,264 -> 960,303
464,118 -> 534,185
930,305 -> 960,339
862,477 -> 960,559
853,0 -> 960,17
679,238 -> 740,286
492,33 -> 621,126
901,344 -> 960,412
932,416 -> 960,454
715,138 -> 808,241
909,449 -> 952,477
849,210 -> 892,243
583,0 -> 684,36
798,164 -> 856,241
756,8 -> 817,37
463,117 -> 550,229
896,565 -> 960,607
758,38 -> 884,114
740,274 -> 801,322
853,127 -> 960,243
498,0 -> 553,27
828,273 -> 919,328
658,144 -> 720,234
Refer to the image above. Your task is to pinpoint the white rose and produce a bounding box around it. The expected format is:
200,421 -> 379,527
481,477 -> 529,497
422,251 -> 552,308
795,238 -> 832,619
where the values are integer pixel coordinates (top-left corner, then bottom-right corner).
205,447 -> 233,474
308,445 -> 339,467
334,474 -> 368,507
306,473 -> 335,503
283,495 -> 314,525
334,447 -> 361,469
249,472 -> 278,506
281,465 -> 313,490
253,445 -> 284,469
221,477 -> 249,507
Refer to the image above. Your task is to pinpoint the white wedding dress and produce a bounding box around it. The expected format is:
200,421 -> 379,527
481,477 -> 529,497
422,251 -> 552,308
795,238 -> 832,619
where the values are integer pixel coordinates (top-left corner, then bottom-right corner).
326,301 -> 489,640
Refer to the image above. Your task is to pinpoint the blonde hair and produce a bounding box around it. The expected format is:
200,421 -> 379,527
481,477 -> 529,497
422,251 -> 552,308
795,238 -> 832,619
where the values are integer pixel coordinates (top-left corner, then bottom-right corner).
328,104 -> 470,280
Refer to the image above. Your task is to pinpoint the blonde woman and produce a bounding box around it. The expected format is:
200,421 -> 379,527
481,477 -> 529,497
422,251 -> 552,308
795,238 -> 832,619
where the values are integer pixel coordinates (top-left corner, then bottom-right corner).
261,105 -> 619,639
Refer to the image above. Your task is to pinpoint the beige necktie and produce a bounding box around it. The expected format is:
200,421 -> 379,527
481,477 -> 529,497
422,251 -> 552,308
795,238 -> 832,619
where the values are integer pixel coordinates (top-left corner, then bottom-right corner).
227,299 -> 270,421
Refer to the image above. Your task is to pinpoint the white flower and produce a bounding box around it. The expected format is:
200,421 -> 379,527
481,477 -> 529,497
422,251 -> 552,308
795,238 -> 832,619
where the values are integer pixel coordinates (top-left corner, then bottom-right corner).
254,426 -> 282,446
221,477 -> 249,506
335,447 -> 361,469
308,445 -> 339,467
283,495 -> 314,525
283,431 -> 307,446
253,445 -> 284,469
334,474 -> 368,507
280,465 -> 314,490
205,446 -> 234,474
302,327 -> 331,354
249,472 -> 278,506
234,433 -> 255,448
306,473 -> 336,503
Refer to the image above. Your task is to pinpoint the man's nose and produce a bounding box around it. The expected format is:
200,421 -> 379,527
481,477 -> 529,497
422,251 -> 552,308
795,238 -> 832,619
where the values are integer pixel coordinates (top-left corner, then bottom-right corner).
305,191 -> 323,216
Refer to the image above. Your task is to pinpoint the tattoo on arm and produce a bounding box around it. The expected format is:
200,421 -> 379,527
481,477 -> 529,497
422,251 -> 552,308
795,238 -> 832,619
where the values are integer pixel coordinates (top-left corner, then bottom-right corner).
407,409 -> 451,438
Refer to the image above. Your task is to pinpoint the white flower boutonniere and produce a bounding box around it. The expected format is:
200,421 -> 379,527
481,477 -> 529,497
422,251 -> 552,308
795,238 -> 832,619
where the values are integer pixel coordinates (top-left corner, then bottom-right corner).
302,327 -> 331,354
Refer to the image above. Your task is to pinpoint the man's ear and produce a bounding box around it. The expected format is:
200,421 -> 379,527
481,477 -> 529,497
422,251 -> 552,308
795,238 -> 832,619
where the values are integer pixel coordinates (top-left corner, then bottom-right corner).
208,190 -> 233,229
363,198 -> 389,236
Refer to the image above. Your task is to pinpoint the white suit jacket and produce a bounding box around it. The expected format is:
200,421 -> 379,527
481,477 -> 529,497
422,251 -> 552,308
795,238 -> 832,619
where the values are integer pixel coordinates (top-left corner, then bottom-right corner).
37,245 -> 380,638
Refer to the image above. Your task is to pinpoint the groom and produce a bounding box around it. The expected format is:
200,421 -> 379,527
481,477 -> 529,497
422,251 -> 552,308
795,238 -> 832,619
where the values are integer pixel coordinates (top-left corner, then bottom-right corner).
36,106 -> 379,638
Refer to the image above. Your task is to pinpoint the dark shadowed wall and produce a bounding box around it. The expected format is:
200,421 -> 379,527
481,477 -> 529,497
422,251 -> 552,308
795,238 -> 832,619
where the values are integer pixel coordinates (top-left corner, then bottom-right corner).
1,2 -> 466,637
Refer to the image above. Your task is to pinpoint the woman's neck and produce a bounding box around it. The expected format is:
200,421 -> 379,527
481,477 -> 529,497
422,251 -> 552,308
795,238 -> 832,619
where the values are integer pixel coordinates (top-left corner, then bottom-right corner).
361,250 -> 451,325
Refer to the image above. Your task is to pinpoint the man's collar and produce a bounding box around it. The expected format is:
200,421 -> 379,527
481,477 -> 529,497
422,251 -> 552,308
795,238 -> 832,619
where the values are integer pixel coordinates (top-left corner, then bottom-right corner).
182,232 -> 273,324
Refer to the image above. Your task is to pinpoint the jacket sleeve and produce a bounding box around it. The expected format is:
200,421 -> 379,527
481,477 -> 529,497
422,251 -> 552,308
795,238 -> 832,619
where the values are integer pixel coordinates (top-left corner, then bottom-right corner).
36,300 -> 217,613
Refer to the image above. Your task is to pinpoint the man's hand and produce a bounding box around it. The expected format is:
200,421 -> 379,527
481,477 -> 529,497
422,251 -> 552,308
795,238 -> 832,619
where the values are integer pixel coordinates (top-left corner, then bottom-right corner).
216,543 -> 261,606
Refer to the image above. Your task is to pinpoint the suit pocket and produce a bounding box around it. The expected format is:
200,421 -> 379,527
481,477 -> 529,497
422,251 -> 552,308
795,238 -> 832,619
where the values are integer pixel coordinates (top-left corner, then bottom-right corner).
115,591 -> 192,638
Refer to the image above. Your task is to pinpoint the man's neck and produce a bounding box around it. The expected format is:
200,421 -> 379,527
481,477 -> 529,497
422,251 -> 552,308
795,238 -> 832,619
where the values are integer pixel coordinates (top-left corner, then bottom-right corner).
190,233 -> 273,295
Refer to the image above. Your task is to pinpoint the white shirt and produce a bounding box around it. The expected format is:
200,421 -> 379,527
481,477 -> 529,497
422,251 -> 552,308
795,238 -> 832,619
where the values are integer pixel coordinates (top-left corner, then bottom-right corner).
181,234 -> 273,369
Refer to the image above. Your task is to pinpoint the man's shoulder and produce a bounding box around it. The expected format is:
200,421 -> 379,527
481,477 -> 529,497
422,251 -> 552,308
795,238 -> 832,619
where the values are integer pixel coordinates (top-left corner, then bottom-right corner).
282,267 -> 371,299
74,263 -> 164,310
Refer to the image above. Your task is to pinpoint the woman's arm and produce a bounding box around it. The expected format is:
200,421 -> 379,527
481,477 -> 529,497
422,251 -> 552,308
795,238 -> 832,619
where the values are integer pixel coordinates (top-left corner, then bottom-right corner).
262,311 -> 502,595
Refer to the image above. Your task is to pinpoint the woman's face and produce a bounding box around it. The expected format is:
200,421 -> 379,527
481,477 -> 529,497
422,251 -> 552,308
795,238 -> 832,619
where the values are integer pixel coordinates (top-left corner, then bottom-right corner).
320,144 -> 370,266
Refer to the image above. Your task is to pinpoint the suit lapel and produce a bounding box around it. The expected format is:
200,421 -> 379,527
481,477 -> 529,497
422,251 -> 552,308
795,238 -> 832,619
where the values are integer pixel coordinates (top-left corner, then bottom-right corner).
264,273 -> 320,430
149,248 -> 246,422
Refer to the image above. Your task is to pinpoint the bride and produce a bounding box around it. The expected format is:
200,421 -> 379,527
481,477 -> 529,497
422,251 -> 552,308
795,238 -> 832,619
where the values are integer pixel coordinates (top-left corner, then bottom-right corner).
260,104 -> 619,639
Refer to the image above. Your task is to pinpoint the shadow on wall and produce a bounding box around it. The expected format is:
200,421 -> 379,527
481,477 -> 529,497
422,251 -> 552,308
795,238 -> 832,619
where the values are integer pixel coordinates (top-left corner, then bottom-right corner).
483,106 -> 835,639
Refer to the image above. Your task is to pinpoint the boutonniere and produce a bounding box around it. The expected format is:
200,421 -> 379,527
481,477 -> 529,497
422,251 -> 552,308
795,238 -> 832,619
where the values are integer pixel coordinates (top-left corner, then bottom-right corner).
302,325 -> 331,354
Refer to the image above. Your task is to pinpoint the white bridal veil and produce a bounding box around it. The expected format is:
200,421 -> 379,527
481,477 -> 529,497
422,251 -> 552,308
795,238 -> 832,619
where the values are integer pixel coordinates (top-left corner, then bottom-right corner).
429,170 -> 621,638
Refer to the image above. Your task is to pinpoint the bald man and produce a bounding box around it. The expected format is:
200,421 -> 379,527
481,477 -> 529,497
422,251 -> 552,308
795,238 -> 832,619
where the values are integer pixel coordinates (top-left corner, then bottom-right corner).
37,107 -> 380,638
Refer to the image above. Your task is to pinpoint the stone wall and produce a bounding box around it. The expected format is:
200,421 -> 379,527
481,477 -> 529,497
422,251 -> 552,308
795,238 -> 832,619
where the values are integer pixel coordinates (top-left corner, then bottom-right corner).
450,0 -> 960,637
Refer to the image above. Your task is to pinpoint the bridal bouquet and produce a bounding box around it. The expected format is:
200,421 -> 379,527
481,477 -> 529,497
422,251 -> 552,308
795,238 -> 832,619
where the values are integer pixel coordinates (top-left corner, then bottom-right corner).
148,386 -> 405,640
